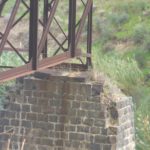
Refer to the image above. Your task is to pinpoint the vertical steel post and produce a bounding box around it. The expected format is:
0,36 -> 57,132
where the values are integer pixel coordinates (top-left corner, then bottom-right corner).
86,1 -> 92,68
68,0 -> 76,57
42,0 -> 49,58
29,0 -> 38,70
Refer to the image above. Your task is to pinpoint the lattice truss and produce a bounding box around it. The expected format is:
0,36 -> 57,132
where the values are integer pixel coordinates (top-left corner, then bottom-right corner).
0,0 -> 93,82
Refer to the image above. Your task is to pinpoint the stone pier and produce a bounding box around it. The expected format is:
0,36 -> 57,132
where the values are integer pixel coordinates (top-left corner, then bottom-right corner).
0,71 -> 135,150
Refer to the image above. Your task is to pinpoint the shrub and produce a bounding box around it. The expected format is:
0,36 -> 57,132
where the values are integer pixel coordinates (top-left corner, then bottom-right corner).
132,23 -> 149,44
135,51 -> 147,68
108,12 -> 129,26
135,86 -> 150,150
97,20 -> 116,43
102,42 -> 115,53
111,0 -> 148,14
94,13 -> 116,43
143,36 -> 150,51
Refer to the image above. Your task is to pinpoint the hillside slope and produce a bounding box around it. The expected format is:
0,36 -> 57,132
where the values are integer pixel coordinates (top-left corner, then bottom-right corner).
92,0 -> 150,149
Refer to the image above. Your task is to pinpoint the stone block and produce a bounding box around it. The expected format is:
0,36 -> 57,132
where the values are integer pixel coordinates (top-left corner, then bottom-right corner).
87,96 -> 100,103
49,131 -> 60,138
0,111 -> 6,118
32,91 -> 43,97
22,104 -> 31,112
85,135 -> 94,143
95,135 -> 109,144
94,119 -> 105,127
64,140 -> 72,147
70,117 -> 81,125
100,128 -> 108,135
32,129 -> 49,138
28,97 -> 37,105
0,126 -> 3,132
0,119 -> 9,126
16,112 -> 26,120
55,124 -> 64,131
72,101 -> 80,108
26,113 -> 37,121
31,105 -> 41,113
0,111 -> 16,119
71,141 -> 81,148
83,118 -> 94,126
59,116 -> 68,123
22,120 -> 32,128
91,83 -> 103,96
103,144 -> 112,150
48,115 -> 58,123
23,90 -> 32,97
68,109 -> 76,116
107,127 -> 117,135
49,99 -> 62,107
0,134 -> 9,141
38,114 -> 48,122
10,119 -> 20,126
38,98 -> 49,106
69,133 -> 85,141
55,139 -> 63,146
77,126 -> 90,133
41,106 -> 55,114
32,122 -> 54,130
81,102 -> 97,110
60,132 -> 68,139
23,144 -> 37,150
77,110 -> 86,117
40,138 -> 54,146
109,135 -> 117,144
90,127 -> 100,134
79,83 -> 92,97
75,95 -> 86,101
9,103 -> 21,112
87,110 -> 105,119
42,92 -> 53,98
86,143 -> 102,150
65,125 -> 76,132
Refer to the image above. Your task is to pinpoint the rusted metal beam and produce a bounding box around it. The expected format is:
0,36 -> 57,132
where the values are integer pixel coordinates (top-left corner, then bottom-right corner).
0,0 -> 21,55
39,20 -> 66,52
0,50 -> 80,83
3,47 -> 28,52
0,63 -> 32,83
38,0 -> 59,57
75,0 -> 93,47
12,9 -> 29,28
87,1 -> 93,67
29,0 -> 38,70
42,0 -> 49,58
68,0 -> 76,57
39,49 -> 81,70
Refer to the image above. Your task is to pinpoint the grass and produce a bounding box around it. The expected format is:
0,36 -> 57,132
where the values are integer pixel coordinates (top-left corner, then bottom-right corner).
93,41 -> 144,94
92,1 -> 150,149
135,86 -> 150,150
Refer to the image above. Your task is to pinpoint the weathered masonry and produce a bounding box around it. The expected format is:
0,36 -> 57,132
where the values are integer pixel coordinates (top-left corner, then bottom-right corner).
0,71 -> 135,150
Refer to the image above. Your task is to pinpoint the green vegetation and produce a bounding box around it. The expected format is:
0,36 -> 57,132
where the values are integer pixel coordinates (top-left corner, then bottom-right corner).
0,0 -> 150,149
93,0 -> 150,149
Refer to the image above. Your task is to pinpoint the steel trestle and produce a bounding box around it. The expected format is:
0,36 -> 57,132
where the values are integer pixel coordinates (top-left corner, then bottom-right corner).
0,0 -> 93,83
